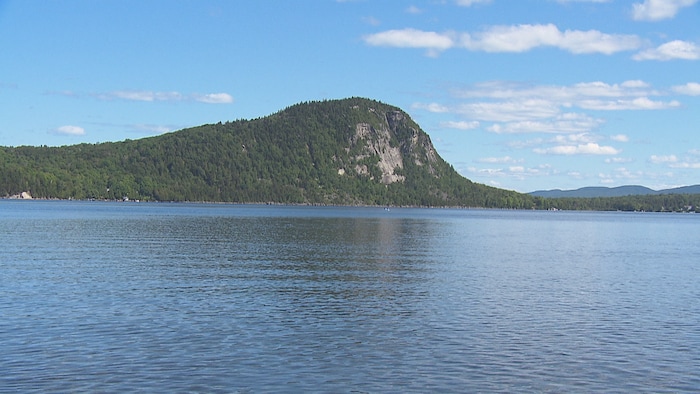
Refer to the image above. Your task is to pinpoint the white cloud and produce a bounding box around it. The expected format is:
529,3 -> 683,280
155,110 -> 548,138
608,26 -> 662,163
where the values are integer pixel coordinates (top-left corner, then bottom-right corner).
650,154 -> 678,163
670,162 -> 700,168
364,24 -> 640,56
606,157 -> 633,163
577,97 -> 681,110
109,90 -> 183,102
552,132 -> 599,143
455,0 -> 492,6
96,90 -> 234,104
672,82 -> 700,95
477,156 -> 521,164
405,5 -> 422,14
194,93 -> 234,104
573,80 -> 653,97
534,142 -> 620,155
466,166 -> 505,176
612,167 -> 645,181
649,154 -> 700,168
441,120 -> 480,130
416,80 -> 684,139
132,124 -> 173,134
488,113 -> 603,134
557,29 -> 642,55
460,24 -> 641,54
413,102 -> 450,113
460,24 -> 560,53
465,163 -> 548,183
363,28 -> 454,54
632,0 -> 698,21
455,80 -> 656,101
610,134 -> 630,142
54,125 -> 86,136
634,40 -> 700,61
456,99 -> 560,122
508,138 -> 546,149
621,80 -> 650,88
599,173 -> 615,184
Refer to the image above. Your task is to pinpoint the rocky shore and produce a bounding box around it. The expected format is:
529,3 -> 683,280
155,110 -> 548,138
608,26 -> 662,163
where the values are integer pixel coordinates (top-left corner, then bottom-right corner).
7,191 -> 33,199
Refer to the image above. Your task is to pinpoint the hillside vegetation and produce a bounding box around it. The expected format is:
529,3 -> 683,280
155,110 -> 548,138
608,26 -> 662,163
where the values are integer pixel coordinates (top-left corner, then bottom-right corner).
531,185 -> 700,198
0,98 -> 530,207
3,97 -> 699,211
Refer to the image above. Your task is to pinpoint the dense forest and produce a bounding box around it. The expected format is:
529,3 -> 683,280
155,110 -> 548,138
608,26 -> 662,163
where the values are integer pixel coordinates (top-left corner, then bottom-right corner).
533,194 -> 700,213
1,97 -> 698,211
0,98 -> 529,207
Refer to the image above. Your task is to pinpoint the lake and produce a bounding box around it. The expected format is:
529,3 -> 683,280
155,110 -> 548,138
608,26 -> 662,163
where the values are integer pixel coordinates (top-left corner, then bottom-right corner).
1,201 -> 698,392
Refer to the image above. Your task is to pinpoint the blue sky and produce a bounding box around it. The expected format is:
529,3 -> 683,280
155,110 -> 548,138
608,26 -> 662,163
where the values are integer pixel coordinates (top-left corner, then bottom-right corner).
1,0 -> 698,192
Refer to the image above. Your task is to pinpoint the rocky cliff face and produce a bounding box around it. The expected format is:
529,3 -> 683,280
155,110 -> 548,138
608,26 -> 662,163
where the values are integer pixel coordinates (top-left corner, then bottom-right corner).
340,107 -> 440,185
348,122 -> 405,184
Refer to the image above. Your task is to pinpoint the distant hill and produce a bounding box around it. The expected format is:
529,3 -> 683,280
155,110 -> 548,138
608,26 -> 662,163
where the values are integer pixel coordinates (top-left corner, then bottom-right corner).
530,185 -> 700,198
0,97 -> 530,208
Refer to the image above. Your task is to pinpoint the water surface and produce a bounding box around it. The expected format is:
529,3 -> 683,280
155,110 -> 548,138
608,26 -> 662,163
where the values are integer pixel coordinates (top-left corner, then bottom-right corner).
1,201 -> 698,392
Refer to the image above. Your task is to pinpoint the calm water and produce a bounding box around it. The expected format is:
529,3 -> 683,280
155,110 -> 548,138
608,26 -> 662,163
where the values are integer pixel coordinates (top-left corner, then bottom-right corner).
1,201 -> 698,392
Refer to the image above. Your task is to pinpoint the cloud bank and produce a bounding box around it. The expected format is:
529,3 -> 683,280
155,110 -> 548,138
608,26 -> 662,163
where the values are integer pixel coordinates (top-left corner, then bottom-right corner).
364,24 -> 642,56
54,125 -> 86,136
460,24 -> 640,54
455,0 -> 492,6
95,90 -> 234,104
418,79 -> 679,131
534,143 -> 620,155
415,79 -> 689,156
672,82 -> 700,95
632,0 -> 698,21
633,40 -> 700,61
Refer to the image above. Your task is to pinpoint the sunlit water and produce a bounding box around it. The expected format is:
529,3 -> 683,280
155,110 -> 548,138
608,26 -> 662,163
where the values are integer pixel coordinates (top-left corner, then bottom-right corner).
1,201 -> 699,392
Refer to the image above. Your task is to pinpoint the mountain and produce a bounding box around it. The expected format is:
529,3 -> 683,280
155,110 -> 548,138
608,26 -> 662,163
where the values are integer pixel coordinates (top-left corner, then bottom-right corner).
530,185 -> 656,198
530,185 -> 700,198
666,185 -> 700,195
0,97 -> 531,208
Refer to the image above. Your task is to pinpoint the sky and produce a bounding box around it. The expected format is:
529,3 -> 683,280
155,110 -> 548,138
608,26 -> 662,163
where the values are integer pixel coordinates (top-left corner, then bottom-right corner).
1,0 -> 699,193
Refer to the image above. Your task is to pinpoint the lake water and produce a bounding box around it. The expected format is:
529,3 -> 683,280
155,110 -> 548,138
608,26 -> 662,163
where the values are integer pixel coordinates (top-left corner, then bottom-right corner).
1,201 -> 698,392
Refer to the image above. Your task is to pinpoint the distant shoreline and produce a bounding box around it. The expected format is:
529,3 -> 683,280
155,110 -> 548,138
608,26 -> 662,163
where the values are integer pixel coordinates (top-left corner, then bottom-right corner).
0,195 -> 488,210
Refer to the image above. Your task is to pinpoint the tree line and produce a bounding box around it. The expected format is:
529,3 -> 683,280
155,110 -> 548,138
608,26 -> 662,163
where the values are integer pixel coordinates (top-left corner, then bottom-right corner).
1,97 -> 699,211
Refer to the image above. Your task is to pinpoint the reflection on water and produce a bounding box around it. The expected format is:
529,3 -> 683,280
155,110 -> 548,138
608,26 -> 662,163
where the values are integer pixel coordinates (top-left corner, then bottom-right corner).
1,201 -> 699,392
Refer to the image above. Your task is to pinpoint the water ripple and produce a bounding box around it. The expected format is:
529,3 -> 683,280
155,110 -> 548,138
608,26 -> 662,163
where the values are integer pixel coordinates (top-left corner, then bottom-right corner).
1,202 -> 699,392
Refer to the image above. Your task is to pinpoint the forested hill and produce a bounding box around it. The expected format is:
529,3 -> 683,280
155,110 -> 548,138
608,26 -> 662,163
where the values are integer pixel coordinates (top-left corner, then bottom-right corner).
530,185 -> 700,198
0,97 -> 531,207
